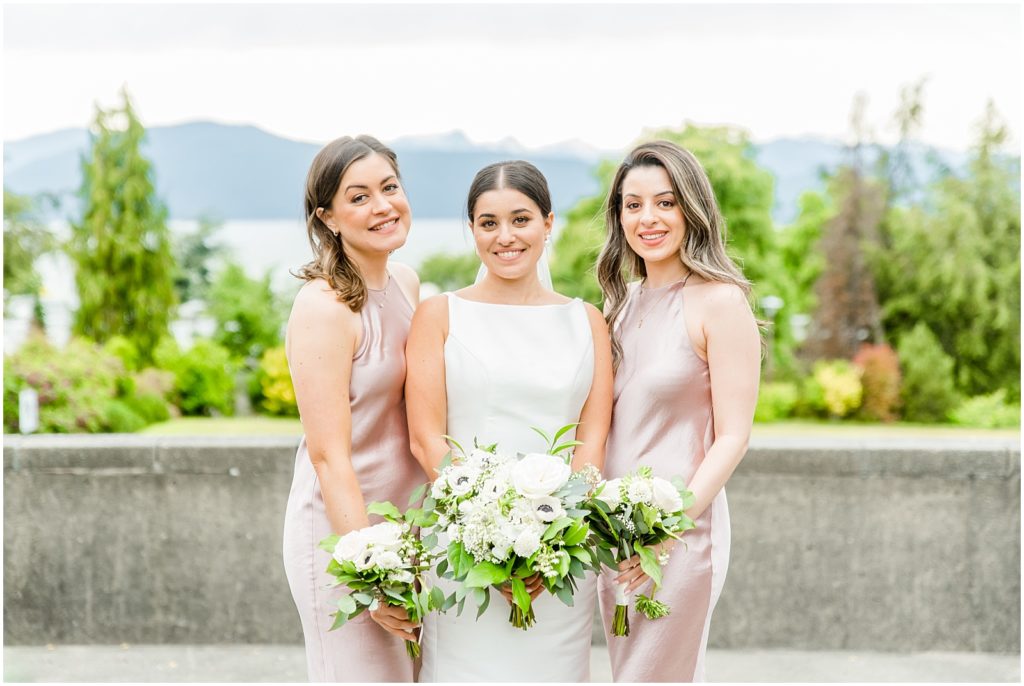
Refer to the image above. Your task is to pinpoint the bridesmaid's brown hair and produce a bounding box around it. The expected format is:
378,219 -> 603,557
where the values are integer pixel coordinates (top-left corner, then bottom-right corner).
297,135 -> 401,312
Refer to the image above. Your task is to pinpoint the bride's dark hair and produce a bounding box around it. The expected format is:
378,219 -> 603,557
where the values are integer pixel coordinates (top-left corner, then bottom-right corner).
466,160 -> 552,222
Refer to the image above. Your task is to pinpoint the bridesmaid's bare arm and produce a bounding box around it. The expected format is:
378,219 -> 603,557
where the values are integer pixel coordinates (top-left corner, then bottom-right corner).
286,280 -> 369,536
684,282 -> 760,519
572,303 -> 613,473
406,294 -> 452,479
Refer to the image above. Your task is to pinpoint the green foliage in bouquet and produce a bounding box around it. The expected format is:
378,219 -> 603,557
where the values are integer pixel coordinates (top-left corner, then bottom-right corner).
318,491 -> 442,659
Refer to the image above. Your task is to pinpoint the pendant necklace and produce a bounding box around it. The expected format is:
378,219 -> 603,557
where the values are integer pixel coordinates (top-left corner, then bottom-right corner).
636,272 -> 692,328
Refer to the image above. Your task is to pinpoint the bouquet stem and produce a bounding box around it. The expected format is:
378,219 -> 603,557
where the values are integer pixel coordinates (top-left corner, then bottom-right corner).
611,582 -> 631,637
405,639 -> 420,659
508,603 -> 536,630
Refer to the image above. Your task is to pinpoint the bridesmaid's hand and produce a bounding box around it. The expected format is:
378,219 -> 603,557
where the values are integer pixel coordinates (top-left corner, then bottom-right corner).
498,573 -> 544,604
370,604 -> 420,642
615,539 -> 677,593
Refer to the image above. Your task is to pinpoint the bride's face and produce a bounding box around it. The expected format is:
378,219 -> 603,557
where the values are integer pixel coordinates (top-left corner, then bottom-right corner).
470,188 -> 553,281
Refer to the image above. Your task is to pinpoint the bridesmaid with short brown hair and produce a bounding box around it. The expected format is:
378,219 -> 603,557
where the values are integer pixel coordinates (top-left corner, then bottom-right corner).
282,135 -> 423,682
595,140 -> 760,682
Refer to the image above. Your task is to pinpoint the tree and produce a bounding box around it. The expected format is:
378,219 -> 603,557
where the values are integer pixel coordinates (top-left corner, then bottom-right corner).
173,214 -> 226,304
206,261 -> 286,364
550,162 -> 614,305
68,88 -> 177,361
418,251 -> 481,292
872,101 -> 1020,399
3,189 -> 56,321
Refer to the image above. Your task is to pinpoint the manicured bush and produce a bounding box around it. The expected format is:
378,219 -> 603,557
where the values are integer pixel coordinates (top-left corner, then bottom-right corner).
802,360 -> 863,419
254,346 -> 298,416
3,335 -> 156,433
754,382 -> 799,422
897,323 -> 959,422
154,337 -> 236,416
950,390 -> 1020,428
852,343 -> 901,422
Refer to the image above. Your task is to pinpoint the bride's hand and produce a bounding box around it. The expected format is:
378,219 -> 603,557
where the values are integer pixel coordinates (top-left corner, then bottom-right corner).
370,603 -> 420,642
498,573 -> 544,604
614,539 -> 677,592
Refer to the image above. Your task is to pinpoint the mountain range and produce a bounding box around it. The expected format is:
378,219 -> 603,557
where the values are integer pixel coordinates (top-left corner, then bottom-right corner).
3,122 -> 970,225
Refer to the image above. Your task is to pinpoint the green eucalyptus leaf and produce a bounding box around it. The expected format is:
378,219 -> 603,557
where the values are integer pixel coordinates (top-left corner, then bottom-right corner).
318,534 -> 340,553
408,482 -> 428,507
465,561 -> 508,588
367,501 -> 403,520
636,545 -> 663,589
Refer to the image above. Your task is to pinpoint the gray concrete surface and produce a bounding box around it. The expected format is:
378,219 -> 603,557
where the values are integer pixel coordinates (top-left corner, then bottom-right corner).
5,435 -> 1020,652
3,644 -> 1019,682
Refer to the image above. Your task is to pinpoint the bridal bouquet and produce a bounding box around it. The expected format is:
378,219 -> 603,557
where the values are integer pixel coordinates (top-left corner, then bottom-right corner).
423,424 -> 600,630
319,497 -> 442,658
584,466 -> 696,637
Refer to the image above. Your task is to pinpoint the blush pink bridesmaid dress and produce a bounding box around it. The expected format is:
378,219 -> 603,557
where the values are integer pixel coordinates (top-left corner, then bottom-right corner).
598,279 -> 731,683
282,280 -> 425,682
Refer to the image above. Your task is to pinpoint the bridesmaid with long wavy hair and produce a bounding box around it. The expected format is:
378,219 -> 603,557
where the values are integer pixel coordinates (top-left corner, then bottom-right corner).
282,135 -> 424,682
595,140 -> 760,682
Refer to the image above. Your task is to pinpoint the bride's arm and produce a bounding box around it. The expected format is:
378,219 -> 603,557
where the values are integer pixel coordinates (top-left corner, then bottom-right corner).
406,294 -> 452,480
571,303 -> 613,472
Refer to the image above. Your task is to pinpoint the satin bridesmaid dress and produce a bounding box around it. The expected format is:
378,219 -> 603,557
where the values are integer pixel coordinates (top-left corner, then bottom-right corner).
282,279 -> 425,682
598,280 -> 731,682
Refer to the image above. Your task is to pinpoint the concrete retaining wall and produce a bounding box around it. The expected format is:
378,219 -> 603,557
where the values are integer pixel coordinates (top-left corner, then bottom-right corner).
4,435 -> 1019,651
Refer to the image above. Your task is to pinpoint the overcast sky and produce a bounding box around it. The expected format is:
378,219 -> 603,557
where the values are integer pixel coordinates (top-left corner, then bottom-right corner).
3,3 -> 1020,152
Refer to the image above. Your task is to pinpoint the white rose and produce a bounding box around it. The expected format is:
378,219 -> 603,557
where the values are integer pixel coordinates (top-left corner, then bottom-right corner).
512,453 -> 571,498
446,465 -> 480,496
626,478 -> 654,505
530,495 -> 566,523
371,549 -> 403,570
333,529 -> 368,564
651,477 -> 684,513
363,522 -> 404,550
446,523 -> 461,541
513,528 -> 541,557
596,478 -> 623,511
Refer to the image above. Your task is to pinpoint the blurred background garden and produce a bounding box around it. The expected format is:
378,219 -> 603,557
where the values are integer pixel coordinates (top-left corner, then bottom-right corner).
3,5 -> 1020,439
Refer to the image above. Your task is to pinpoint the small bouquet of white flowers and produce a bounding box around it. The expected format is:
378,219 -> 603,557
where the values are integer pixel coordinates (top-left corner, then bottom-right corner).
319,497 -> 442,658
423,424 -> 601,630
585,466 -> 696,637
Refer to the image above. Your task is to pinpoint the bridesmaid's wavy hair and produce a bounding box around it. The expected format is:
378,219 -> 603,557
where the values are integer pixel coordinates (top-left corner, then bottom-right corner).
466,160 -> 552,222
597,140 -> 752,367
296,135 -> 401,312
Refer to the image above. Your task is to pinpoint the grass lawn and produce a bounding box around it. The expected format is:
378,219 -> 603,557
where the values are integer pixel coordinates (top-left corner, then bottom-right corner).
137,416 -> 1019,440
139,416 -> 303,435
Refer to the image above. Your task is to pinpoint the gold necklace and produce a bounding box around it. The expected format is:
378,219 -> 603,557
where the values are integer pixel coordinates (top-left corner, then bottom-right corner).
635,273 -> 691,328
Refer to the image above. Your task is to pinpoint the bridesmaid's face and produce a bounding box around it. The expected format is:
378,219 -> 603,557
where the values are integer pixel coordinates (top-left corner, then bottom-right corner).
619,165 -> 686,266
470,188 -> 553,281
318,153 -> 411,258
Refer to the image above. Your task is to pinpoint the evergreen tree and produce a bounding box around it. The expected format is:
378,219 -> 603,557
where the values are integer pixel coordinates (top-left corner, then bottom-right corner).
69,88 -> 177,361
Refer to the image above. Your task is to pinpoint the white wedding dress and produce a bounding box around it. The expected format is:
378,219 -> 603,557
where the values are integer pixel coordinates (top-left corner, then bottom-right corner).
419,293 -> 598,683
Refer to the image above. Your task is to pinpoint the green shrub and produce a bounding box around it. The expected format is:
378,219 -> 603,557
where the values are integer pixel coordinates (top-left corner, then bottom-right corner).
853,343 -> 901,422
103,335 -> 141,372
104,399 -> 149,433
3,335 -> 163,433
754,382 -> 799,422
802,360 -> 862,418
155,337 -> 236,416
950,390 -> 1020,428
124,392 -> 172,424
897,323 -> 959,422
254,346 -> 298,416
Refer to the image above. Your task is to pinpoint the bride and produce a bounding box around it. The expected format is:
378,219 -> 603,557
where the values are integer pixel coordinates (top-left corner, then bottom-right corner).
406,160 -> 613,682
